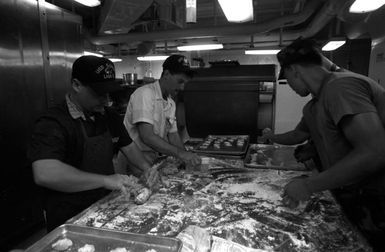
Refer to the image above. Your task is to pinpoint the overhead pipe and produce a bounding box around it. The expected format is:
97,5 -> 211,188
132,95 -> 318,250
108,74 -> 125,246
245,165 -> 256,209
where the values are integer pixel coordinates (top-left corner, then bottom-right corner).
215,0 -> 352,47
89,0 -> 324,45
300,0 -> 352,38
239,0 -> 352,46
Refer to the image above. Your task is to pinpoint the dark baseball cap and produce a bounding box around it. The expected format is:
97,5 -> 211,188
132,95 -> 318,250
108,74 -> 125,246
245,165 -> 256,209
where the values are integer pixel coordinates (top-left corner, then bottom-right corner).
72,55 -> 123,95
277,38 -> 322,80
162,54 -> 195,78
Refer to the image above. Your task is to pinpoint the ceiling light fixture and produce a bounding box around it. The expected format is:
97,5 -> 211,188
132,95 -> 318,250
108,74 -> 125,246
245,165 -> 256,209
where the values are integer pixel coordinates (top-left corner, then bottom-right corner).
349,0 -> 385,13
186,0 -> 197,23
84,51 -> 103,57
137,55 -> 169,61
322,40 -> 346,51
245,49 -> 280,55
73,0 -> 100,7
177,44 -> 223,51
108,58 -> 122,63
218,0 -> 253,22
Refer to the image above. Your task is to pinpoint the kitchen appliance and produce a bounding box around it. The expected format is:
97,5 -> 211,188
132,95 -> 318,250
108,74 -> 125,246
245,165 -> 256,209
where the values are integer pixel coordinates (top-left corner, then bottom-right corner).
123,73 -> 137,85
184,64 -> 276,143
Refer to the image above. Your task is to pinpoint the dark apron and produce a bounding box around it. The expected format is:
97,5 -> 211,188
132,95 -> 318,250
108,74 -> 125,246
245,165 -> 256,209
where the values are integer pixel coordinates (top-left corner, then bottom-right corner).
45,120 -> 114,231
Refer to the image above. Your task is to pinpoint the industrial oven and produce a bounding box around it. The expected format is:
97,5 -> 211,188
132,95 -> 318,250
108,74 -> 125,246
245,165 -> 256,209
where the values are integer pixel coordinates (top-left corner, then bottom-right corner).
183,63 -> 276,143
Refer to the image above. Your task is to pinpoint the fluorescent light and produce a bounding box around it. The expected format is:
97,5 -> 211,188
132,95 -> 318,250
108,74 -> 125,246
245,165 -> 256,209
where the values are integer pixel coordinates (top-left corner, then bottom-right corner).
349,0 -> 385,13
137,55 -> 169,61
73,0 -> 100,7
186,0 -> 197,23
83,51 -> 103,57
245,49 -> 280,55
322,40 -> 346,51
108,58 -> 122,63
177,44 -> 223,51
218,0 -> 253,22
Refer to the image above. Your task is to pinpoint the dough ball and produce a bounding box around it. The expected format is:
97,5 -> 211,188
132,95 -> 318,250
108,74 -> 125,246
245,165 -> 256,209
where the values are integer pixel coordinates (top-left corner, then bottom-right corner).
78,244 -> 95,252
52,238 -> 73,251
110,248 -> 129,252
134,187 -> 151,205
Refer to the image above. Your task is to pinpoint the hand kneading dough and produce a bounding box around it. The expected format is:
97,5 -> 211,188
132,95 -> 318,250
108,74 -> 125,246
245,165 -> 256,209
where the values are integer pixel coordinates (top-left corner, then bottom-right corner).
78,244 -> 95,252
51,238 -> 73,251
134,187 -> 151,204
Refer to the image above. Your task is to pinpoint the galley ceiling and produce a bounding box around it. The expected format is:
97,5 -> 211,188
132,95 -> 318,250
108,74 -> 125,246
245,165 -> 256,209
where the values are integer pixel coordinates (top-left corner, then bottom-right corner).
45,0 -> 378,56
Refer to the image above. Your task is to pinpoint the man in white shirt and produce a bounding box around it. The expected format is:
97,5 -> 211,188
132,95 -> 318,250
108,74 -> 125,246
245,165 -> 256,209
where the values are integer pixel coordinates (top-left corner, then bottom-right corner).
121,55 -> 201,174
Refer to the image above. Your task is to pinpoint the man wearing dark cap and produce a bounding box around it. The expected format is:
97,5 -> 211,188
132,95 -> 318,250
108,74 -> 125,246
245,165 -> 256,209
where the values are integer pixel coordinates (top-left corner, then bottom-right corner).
277,38 -> 385,249
261,43 -> 344,166
28,55 -> 155,231
122,54 -> 201,170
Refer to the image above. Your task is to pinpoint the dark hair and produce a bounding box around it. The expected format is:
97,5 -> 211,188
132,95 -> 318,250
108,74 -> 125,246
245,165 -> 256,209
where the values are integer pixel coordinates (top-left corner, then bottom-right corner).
161,68 -> 183,78
277,38 -> 323,69
162,54 -> 195,78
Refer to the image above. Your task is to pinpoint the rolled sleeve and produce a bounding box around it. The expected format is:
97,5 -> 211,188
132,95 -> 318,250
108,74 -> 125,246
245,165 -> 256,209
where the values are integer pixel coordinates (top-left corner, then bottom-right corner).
324,78 -> 377,125
130,88 -> 155,125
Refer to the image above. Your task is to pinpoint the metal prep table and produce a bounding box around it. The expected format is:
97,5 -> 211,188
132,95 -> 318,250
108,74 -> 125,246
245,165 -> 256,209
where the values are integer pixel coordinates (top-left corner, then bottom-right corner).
64,156 -> 371,251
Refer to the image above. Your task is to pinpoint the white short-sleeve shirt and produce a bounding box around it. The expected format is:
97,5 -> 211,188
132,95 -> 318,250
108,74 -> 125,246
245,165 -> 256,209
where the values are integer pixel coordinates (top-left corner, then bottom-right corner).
123,81 -> 178,151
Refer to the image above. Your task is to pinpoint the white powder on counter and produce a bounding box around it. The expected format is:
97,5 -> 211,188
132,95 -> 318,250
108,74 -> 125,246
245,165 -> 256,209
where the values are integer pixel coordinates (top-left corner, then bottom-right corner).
163,211 -> 188,223
225,183 -> 281,202
72,165 -> 369,251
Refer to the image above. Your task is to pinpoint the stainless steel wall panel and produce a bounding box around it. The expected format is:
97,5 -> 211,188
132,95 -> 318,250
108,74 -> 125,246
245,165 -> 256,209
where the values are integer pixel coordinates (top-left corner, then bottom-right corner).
0,0 -> 47,182
0,0 -> 83,247
0,1 -> 47,247
45,2 -> 83,104
0,0 -> 83,183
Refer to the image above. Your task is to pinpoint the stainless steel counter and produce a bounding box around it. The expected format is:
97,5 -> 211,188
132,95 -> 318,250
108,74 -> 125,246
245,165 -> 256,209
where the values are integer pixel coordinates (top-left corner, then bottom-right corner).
67,157 -> 371,251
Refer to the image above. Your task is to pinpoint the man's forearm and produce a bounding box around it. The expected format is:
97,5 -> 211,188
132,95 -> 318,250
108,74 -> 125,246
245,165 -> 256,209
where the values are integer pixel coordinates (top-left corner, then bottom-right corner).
32,159 -> 106,192
119,144 -> 151,172
306,149 -> 385,193
142,133 -> 182,157
168,132 -> 185,149
271,130 -> 309,145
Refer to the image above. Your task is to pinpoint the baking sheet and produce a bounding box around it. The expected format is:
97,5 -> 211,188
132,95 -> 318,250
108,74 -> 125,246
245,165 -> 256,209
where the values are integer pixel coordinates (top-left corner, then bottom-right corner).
193,135 -> 249,156
25,224 -> 182,252
244,144 -> 307,171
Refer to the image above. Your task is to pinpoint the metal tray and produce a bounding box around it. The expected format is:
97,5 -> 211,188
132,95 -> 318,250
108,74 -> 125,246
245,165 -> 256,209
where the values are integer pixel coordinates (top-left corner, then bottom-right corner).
244,144 -> 307,171
193,135 -> 249,156
26,224 -> 182,252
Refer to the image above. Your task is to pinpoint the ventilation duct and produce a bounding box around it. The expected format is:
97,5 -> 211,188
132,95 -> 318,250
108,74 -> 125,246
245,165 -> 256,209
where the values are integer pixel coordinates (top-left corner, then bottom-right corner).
90,0 -> 324,45
90,0 -> 351,52
98,0 -> 184,35
98,0 -> 153,34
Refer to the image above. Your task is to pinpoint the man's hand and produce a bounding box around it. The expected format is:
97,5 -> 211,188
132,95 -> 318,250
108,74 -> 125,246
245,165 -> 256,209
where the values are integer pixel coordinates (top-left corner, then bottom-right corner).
178,150 -> 201,166
294,142 -> 317,162
260,128 -> 274,144
103,174 -> 139,195
142,166 -> 160,189
282,177 -> 312,209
